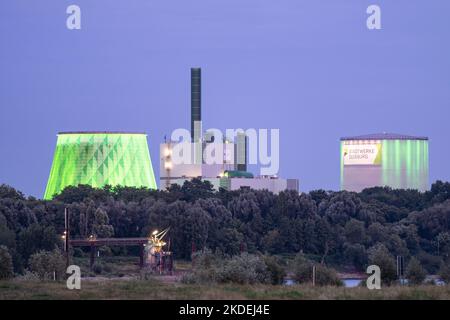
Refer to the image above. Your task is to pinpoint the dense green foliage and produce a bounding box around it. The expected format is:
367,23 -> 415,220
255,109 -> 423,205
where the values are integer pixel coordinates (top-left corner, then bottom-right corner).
0,179 -> 449,276
406,257 -> 426,285
0,245 -> 13,279
183,250 -> 272,284
368,244 -> 397,284
28,249 -> 66,280
292,253 -> 342,286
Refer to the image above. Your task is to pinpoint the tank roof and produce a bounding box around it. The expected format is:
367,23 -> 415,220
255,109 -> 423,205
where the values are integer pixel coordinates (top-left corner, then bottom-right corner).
58,131 -> 146,135
340,133 -> 428,141
224,170 -> 254,179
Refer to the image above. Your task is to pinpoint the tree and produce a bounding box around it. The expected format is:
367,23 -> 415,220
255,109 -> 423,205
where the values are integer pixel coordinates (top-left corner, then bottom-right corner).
2,180 -> 450,277
28,249 -> 66,280
315,218 -> 336,263
438,261 -> 450,284
0,216 -> 16,249
343,243 -> 367,270
212,227 -> 242,256
54,184 -> 98,203
180,178 -> 215,202
413,201 -> 450,240
436,232 -> 450,259
321,191 -> 361,225
406,257 -> 426,285
367,222 -> 388,244
185,204 -> 211,252
91,208 -> 114,238
0,219 -> 22,274
368,244 -> 397,285
17,224 -> 60,262
427,180 -> 450,204
263,255 -> 286,285
0,184 -> 25,200
344,219 -> 365,244
0,245 -> 14,279
263,229 -> 283,254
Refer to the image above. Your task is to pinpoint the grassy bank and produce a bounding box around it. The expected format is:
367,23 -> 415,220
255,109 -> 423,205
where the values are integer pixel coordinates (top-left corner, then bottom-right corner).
1,278 -> 449,300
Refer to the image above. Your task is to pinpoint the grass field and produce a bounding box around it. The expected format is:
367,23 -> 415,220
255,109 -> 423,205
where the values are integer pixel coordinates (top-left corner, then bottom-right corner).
1,278 -> 450,300
1,256 -> 448,300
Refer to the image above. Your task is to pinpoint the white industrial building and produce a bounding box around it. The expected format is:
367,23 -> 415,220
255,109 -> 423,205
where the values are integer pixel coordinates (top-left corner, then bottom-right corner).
159,68 -> 299,194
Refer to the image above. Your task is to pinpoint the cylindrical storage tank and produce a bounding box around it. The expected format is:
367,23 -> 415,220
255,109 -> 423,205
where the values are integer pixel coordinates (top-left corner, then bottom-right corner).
44,131 -> 157,199
340,133 -> 429,192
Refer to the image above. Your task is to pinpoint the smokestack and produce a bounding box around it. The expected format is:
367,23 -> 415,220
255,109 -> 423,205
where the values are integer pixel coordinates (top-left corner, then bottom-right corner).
235,132 -> 248,172
191,68 -> 201,142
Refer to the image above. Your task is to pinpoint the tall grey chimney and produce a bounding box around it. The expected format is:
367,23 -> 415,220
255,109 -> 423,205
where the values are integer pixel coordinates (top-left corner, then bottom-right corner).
191,68 -> 201,142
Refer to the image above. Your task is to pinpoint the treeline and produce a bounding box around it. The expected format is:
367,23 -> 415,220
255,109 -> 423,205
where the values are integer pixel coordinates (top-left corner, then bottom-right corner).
0,179 -> 450,276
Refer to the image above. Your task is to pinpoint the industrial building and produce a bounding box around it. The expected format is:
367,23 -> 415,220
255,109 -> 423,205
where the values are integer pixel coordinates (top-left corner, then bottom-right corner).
340,133 -> 429,192
44,131 -> 157,199
160,68 -> 299,194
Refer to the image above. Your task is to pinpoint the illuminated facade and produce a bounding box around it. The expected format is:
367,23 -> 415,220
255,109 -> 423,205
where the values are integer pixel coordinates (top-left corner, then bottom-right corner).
44,131 -> 157,199
340,133 -> 429,192
159,68 -> 299,194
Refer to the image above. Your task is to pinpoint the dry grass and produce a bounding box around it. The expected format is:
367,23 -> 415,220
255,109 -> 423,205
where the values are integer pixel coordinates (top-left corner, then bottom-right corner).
0,278 -> 449,300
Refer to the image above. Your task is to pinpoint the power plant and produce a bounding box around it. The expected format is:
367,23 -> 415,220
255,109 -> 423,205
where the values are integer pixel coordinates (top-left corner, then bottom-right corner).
159,68 -> 299,194
44,131 -> 157,199
43,70 -> 432,198
340,133 -> 429,192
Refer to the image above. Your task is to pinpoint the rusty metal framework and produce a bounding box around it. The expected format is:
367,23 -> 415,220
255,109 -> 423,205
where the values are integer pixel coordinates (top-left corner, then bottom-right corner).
146,227 -> 173,274
62,208 -> 173,273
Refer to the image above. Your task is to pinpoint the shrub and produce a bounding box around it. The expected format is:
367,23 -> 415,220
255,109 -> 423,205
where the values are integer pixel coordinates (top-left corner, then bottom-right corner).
72,247 -> 85,258
92,262 -> 103,274
313,265 -> 342,286
439,261 -> 450,284
216,253 -> 270,284
0,245 -> 14,279
139,269 -> 154,280
406,257 -> 426,285
416,251 -> 442,274
102,263 -> 112,273
292,254 -> 312,284
182,249 -> 222,283
14,270 -> 40,281
99,246 -> 113,257
28,249 -> 66,280
263,255 -> 286,285
292,254 -> 342,286
192,249 -> 222,270
183,251 -> 271,285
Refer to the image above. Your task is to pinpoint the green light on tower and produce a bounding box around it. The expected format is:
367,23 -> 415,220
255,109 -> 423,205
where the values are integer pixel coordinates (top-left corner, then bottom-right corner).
340,133 -> 429,192
44,132 -> 157,199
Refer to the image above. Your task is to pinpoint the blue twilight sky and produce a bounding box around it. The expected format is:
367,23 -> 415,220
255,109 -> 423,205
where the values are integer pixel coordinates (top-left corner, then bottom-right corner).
1,0 -> 449,197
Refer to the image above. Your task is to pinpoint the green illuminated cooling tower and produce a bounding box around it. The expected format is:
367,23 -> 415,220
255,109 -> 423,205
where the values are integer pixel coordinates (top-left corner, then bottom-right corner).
340,133 -> 429,192
44,131 -> 157,199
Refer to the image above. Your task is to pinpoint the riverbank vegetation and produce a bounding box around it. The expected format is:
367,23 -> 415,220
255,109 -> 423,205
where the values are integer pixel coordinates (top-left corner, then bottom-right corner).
1,277 -> 449,300
1,180 -> 450,285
